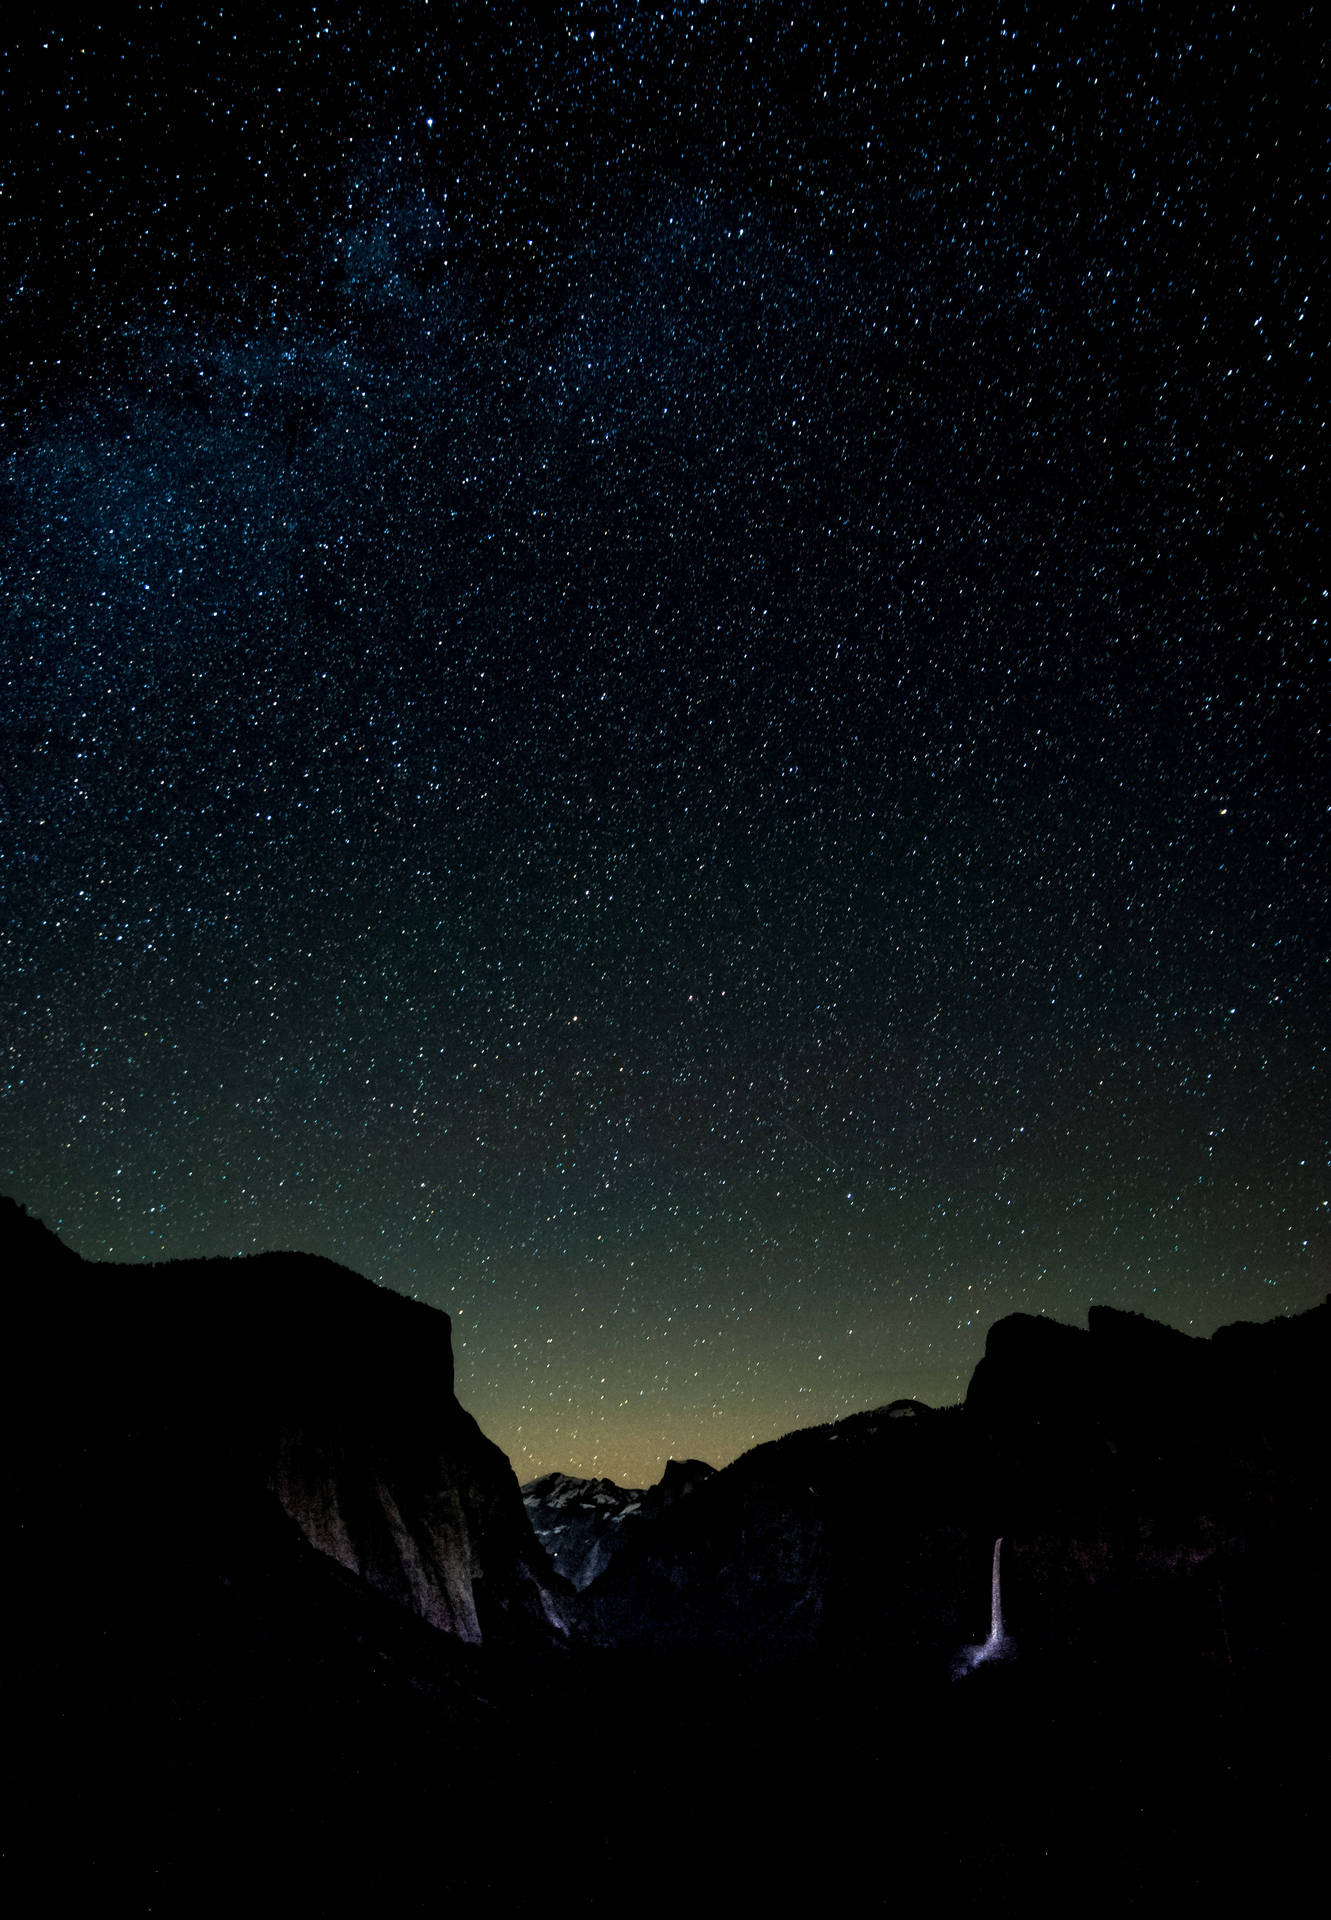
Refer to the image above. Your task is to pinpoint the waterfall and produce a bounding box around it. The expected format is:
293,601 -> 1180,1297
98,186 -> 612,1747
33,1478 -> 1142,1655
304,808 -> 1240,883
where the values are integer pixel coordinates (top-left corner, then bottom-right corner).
954,1535 -> 1013,1675
989,1534 -> 1005,1645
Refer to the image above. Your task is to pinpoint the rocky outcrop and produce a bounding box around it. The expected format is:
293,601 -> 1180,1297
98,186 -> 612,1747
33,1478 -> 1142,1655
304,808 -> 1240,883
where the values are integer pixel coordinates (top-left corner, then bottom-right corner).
1,1196 -> 566,1647
1,1194 -> 580,1910
962,1295 -> 1331,1672
647,1457 -> 717,1509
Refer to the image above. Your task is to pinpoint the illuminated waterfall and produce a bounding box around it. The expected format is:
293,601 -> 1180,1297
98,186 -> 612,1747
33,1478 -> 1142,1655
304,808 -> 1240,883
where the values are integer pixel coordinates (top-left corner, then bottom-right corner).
954,1535 -> 1013,1675
988,1534 -> 1006,1646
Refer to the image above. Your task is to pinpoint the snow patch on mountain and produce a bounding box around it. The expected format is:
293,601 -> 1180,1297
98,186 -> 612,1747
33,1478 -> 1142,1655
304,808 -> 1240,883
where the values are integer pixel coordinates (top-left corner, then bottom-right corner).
522,1459 -> 716,1589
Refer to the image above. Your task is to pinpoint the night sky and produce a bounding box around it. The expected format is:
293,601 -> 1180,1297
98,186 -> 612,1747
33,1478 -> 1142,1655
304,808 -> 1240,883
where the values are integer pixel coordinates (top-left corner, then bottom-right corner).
2,4 -> 1326,1485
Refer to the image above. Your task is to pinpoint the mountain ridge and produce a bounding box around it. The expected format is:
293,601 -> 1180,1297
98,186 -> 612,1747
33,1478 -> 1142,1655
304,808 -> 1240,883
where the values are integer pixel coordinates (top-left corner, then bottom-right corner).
3,1194 -> 1324,1909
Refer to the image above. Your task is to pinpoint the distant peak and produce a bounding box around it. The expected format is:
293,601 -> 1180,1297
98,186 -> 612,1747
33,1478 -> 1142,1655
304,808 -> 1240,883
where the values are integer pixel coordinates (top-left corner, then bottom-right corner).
658,1457 -> 715,1483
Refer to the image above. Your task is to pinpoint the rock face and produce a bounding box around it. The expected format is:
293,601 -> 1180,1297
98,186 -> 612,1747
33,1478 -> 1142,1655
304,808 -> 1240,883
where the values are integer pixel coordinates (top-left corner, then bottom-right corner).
1,1196 -> 565,1648
522,1458 -> 716,1589
583,1402 -> 981,1663
963,1295 -> 1331,1672
1,1194 -> 580,1910
585,1297 -> 1329,1678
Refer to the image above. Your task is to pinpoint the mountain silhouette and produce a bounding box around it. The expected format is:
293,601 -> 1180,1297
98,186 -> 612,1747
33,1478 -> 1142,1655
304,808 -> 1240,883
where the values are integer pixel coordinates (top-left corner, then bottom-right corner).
1,1196 -> 566,1647
0,1197 -> 569,1909
2,1196 -> 1323,1910
577,1296 -> 1328,1680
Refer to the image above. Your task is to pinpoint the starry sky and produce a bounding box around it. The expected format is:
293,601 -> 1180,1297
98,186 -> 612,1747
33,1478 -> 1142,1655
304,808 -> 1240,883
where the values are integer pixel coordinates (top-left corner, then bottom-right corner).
2,4 -> 1326,1485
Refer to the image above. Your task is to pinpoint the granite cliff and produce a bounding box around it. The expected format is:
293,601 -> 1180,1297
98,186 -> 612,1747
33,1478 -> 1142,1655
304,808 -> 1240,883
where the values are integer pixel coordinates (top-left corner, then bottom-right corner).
1,1196 -> 565,1646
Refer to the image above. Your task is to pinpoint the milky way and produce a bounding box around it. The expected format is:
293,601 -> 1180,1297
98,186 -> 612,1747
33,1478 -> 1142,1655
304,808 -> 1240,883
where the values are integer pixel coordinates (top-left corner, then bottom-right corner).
2,7 -> 1326,1481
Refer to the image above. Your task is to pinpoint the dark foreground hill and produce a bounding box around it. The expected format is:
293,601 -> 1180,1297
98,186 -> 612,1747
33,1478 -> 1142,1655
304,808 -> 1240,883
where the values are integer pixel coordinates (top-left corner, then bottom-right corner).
2,1197 -> 1324,1912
